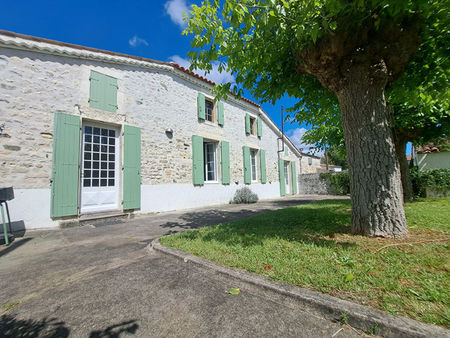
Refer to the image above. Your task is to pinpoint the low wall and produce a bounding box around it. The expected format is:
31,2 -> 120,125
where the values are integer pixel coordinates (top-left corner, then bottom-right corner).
298,173 -> 330,195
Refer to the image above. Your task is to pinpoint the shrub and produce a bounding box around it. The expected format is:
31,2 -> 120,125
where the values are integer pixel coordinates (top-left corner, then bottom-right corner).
319,172 -> 350,195
232,187 -> 259,204
410,167 -> 450,197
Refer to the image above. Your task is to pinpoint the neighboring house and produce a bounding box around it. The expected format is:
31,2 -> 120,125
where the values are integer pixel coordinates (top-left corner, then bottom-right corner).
0,31 -> 320,230
416,140 -> 450,171
300,154 -> 321,174
317,164 -> 342,173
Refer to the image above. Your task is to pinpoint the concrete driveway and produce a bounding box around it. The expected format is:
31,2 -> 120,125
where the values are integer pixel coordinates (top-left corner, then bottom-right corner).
0,195 -> 358,337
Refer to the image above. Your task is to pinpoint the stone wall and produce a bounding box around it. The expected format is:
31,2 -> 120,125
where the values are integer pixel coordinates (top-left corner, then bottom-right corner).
298,173 -> 330,195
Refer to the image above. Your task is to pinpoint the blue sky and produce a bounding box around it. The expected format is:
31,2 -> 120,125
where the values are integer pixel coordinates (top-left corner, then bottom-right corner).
1,0 -> 411,156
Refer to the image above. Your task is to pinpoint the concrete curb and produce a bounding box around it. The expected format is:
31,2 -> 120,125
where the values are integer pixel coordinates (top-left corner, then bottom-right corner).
150,239 -> 449,338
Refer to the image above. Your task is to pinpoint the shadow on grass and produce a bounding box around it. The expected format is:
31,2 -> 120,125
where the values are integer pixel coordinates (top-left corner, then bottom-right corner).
159,198 -> 320,235
168,200 -> 356,250
0,314 -> 70,337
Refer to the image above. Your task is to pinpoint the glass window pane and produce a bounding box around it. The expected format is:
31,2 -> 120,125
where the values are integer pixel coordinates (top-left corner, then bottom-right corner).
84,161 -> 91,169
93,170 -> 99,178
109,146 -> 115,153
93,153 -> 99,160
93,144 -> 99,152
101,128 -> 108,136
101,162 -> 107,169
101,170 -> 107,178
84,170 -> 91,178
101,179 -> 107,186
108,171 -> 115,178
93,136 -> 100,144
93,127 -> 100,135
93,161 -> 99,169
108,179 -> 115,186
101,154 -> 107,161
109,162 -> 115,169
92,179 -> 99,187
83,179 -> 90,187
101,137 -> 108,144
85,126 -> 92,134
85,135 -> 92,143
101,145 -> 107,153
109,130 -> 115,137
84,144 -> 91,151
84,152 -> 91,160
109,154 -> 115,161
109,138 -> 115,145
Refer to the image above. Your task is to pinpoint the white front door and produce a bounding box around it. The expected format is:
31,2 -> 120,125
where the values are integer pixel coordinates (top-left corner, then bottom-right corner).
80,123 -> 120,213
284,162 -> 291,195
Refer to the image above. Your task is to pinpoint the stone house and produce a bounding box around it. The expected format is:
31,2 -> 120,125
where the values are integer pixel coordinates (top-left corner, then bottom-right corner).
0,31 -> 320,230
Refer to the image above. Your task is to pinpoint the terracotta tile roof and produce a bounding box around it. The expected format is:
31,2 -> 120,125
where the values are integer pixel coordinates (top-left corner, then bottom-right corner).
0,30 -> 260,108
416,139 -> 449,154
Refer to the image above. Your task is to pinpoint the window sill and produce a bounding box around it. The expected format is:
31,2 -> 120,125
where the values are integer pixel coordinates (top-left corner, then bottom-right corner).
204,180 -> 220,184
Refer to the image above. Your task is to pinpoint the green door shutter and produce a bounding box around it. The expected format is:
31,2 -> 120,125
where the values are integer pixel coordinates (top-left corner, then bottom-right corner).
51,113 -> 81,218
197,93 -> 205,120
245,113 -> 250,134
123,125 -> 141,210
89,70 -> 104,111
221,141 -> 230,184
260,149 -> 267,184
106,76 -> 118,113
278,159 -> 286,196
192,135 -> 204,185
291,162 -> 298,194
218,101 -> 224,126
243,146 -> 251,184
257,118 -> 262,137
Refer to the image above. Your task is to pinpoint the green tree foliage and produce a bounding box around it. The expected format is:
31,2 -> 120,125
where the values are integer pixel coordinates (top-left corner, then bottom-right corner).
183,0 -> 448,238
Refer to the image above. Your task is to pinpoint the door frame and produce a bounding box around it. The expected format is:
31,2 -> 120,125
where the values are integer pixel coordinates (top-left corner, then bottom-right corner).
78,119 -> 122,214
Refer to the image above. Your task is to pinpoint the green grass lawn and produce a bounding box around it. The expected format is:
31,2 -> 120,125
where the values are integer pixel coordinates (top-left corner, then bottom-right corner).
160,198 -> 450,327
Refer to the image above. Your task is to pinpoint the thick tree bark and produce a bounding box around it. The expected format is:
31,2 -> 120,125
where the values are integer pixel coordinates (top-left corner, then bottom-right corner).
393,132 -> 414,202
336,68 -> 408,238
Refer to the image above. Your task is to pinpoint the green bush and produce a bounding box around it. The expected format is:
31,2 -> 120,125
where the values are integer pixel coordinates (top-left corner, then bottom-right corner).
319,172 -> 350,195
232,187 -> 259,204
410,167 -> 450,197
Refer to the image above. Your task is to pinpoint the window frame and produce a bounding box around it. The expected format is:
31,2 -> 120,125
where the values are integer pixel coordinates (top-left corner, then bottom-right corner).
249,116 -> 257,136
205,98 -> 215,123
250,149 -> 258,182
203,141 -> 219,183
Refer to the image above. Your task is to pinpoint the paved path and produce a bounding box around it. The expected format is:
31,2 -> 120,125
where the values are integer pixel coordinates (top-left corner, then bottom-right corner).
0,195 -> 358,337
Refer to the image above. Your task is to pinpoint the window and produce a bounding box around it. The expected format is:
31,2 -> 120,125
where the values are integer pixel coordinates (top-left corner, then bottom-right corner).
308,157 -> 312,165
205,99 -> 214,122
250,149 -> 258,181
89,70 -> 118,113
204,142 -> 218,182
249,116 -> 257,135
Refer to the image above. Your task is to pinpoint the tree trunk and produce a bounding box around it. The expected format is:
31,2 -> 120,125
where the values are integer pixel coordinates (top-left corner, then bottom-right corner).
393,132 -> 414,202
336,70 -> 408,238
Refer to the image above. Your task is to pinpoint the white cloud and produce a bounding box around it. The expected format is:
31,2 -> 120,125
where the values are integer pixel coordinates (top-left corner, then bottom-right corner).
286,127 -> 324,157
169,55 -> 235,84
128,35 -> 149,47
164,0 -> 190,28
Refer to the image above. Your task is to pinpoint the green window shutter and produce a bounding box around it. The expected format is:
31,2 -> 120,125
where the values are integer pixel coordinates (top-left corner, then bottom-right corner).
278,159 -> 286,196
90,71 -> 117,112
291,161 -> 298,194
257,118 -> 262,137
221,141 -> 230,184
89,70 -> 104,110
245,113 -> 250,134
123,125 -> 141,210
51,113 -> 81,218
243,146 -> 251,184
105,76 -> 118,113
197,93 -> 206,120
192,135 -> 204,185
218,101 -> 224,126
260,149 -> 267,184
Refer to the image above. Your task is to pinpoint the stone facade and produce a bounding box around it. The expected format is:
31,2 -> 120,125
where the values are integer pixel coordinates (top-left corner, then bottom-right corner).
0,32 -> 321,229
